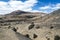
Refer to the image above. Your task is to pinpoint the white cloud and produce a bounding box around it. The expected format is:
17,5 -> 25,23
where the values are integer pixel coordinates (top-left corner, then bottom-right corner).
31,10 -> 40,12
39,3 -> 60,13
0,0 -> 60,14
0,0 -> 38,14
40,6 -> 51,10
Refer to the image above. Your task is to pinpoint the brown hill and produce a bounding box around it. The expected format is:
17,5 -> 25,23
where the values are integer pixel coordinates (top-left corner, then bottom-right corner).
0,10 -> 46,24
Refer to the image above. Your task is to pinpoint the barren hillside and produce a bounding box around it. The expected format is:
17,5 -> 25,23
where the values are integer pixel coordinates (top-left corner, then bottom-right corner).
0,9 -> 60,40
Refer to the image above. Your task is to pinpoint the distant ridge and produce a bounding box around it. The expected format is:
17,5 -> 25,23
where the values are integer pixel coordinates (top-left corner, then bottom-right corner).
6,10 -> 46,15
50,9 -> 60,14
33,9 -> 60,23
7,10 -> 30,15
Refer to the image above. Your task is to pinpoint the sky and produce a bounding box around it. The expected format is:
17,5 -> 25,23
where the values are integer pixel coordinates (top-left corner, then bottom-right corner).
0,0 -> 60,14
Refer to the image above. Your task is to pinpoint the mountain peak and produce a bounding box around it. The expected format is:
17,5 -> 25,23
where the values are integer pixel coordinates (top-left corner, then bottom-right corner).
9,10 -> 28,15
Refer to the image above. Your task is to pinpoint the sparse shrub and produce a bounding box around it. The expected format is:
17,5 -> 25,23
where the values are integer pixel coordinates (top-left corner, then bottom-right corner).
26,15 -> 35,18
46,37 -> 50,40
8,26 -> 11,29
54,35 -> 60,40
25,34 -> 29,38
12,27 -> 17,32
28,22 -> 34,30
50,26 -> 54,29
33,34 -> 37,39
35,25 -> 40,29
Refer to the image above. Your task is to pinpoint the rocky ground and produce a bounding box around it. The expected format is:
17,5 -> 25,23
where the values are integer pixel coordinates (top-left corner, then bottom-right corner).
0,9 -> 60,40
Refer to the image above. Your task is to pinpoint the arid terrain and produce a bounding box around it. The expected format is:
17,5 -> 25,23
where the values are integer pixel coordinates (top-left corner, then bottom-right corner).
0,9 -> 60,40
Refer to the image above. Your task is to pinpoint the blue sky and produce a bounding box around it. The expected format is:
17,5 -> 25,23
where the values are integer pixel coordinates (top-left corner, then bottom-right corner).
0,0 -> 60,14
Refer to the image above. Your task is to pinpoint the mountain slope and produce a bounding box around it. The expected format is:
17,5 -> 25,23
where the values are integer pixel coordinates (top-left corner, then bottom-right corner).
0,10 -> 46,24
34,9 -> 60,23
0,28 -> 31,40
